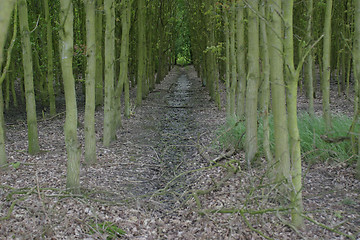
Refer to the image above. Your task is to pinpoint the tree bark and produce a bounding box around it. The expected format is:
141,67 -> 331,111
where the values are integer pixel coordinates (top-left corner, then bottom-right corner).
245,0 -> 259,167
44,0 -> 56,116
283,0 -> 304,228
322,0 -> 333,131
0,0 -> 15,166
103,0 -> 116,146
236,0 -> 246,119
353,0 -> 360,179
268,0 -> 290,181
59,0 -> 81,193
137,0 -> 146,105
19,0 -> 40,155
84,0 -> 97,164
259,1 -> 272,163
95,0 -> 104,106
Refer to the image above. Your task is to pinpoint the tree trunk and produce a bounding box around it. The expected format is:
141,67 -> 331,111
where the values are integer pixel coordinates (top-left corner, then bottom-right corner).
305,0 -> 314,116
0,1 -> 16,166
137,0 -> 146,105
44,0 -> 56,116
268,0 -> 290,181
95,0 -> 104,106
245,0 -> 259,167
283,0 -> 304,228
259,1 -> 272,163
229,0 -> 237,118
224,7 -> 231,119
236,0 -> 246,119
118,0 -> 132,120
322,0 -> 333,131
353,0 -> 360,179
103,0 -> 116,146
84,0 -> 97,164
19,0 -> 40,155
59,0 -> 81,193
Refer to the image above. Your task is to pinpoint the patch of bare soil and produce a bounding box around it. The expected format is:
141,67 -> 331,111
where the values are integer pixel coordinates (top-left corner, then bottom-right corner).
0,66 -> 359,239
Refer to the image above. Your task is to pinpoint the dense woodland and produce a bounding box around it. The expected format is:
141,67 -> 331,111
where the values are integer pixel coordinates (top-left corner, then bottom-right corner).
0,0 -> 360,238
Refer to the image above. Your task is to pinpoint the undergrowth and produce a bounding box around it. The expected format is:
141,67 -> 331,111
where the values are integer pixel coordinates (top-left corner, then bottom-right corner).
217,113 -> 357,165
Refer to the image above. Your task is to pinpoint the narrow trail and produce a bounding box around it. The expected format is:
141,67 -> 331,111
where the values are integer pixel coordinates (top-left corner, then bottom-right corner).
109,66 -> 222,209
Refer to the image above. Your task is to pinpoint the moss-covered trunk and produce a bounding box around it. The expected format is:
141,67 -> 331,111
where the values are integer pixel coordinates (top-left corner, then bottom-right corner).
283,0 -> 304,228
84,0 -> 97,164
44,0 -> 56,116
59,0 -> 81,193
0,0 -> 15,166
322,0 -> 333,131
103,0 -> 116,147
245,0 -> 259,167
19,0 -> 40,155
268,0 -> 290,181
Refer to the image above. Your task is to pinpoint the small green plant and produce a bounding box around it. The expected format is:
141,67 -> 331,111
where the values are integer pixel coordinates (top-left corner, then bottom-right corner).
88,221 -> 126,239
217,113 -> 354,165
11,162 -> 21,170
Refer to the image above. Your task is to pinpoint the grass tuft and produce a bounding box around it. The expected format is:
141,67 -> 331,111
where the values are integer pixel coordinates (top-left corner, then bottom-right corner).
217,113 -> 356,165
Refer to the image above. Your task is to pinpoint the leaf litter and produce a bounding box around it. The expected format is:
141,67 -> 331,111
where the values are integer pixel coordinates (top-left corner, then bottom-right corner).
0,66 -> 359,239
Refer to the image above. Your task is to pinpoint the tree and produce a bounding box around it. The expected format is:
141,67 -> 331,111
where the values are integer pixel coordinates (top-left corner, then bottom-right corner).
259,0 -> 272,163
322,0 -> 333,131
84,0 -> 97,164
103,0 -> 116,147
283,0 -> 304,228
304,0 -> 315,116
236,0 -> 246,118
19,0 -> 40,155
59,0 -> 81,193
136,0 -> 146,105
245,0 -> 259,167
0,0 -> 16,166
44,0 -> 56,116
268,0 -> 290,181
95,0 -> 104,107
353,0 -> 360,179
229,0 -> 237,118
118,0 -> 132,119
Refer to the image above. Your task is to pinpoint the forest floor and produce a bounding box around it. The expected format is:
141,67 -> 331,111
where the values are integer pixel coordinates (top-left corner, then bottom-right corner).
0,66 -> 359,239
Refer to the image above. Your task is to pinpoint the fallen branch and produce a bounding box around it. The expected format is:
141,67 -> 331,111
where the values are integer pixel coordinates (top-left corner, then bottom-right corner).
302,213 -> 355,240
320,135 -> 350,143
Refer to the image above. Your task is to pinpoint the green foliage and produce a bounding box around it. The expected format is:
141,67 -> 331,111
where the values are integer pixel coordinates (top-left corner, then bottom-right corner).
298,113 -> 353,163
176,55 -> 190,66
11,162 -> 21,170
88,221 -> 126,239
217,114 -> 355,165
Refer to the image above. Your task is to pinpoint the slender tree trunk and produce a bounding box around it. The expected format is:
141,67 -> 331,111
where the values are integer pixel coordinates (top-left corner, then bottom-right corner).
305,0 -> 314,116
59,0 -> 81,193
353,0 -> 360,179
236,0 -> 246,119
103,0 -> 116,146
95,0 -> 104,106
259,1 -> 272,163
84,0 -> 97,164
268,0 -> 290,181
229,0 -> 237,118
44,0 -> 56,116
137,0 -> 146,105
224,7 -> 231,119
283,0 -> 304,228
322,0 -> 333,131
245,0 -> 259,167
19,0 -> 40,155
119,0 -> 132,120
0,1 -> 17,166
